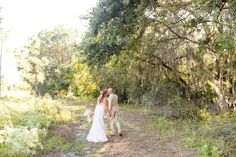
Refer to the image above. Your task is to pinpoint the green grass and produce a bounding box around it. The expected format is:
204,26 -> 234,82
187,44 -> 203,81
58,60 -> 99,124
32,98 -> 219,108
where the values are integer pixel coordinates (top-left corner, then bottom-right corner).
143,110 -> 236,157
120,103 -> 153,114
72,140 -> 87,153
38,121 -> 87,156
2,96 -> 234,156
43,136 -> 72,152
0,96 -> 83,156
144,117 -> 176,140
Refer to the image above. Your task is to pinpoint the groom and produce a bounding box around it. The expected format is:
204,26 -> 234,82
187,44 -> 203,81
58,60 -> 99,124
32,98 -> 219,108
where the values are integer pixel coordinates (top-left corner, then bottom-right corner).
107,88 -> 122,136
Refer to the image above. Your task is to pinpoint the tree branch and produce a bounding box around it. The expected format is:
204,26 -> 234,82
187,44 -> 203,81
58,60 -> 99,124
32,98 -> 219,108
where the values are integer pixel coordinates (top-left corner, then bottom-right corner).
142,53 -> 188,86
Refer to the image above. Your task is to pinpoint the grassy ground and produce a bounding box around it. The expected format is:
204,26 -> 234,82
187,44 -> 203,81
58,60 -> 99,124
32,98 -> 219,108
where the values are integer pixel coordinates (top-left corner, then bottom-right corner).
0,96 -> 235,157
121,104 -> 236,157
67,103 -> 200,157
0,96 -> 85,157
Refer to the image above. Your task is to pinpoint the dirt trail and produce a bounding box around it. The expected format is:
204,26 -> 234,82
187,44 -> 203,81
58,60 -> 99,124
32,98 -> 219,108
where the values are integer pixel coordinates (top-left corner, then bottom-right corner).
75,105 -> 200,157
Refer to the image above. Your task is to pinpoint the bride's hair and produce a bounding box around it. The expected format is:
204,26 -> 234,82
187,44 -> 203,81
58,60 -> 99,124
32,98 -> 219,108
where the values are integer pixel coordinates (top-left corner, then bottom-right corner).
98,89 -> 107,103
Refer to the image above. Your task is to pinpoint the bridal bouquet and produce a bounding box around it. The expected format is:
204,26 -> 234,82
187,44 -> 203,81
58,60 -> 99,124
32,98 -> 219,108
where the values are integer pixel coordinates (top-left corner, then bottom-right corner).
83,109 -> 94,123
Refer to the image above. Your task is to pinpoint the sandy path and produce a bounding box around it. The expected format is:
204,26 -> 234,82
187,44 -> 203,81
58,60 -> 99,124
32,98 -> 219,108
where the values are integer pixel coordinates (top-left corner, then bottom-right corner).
75,105 -> 200,157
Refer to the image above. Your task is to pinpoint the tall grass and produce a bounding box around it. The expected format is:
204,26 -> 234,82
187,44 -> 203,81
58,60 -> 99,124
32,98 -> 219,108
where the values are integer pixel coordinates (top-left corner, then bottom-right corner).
145,109 -> 236,157
0,96 -> 74,156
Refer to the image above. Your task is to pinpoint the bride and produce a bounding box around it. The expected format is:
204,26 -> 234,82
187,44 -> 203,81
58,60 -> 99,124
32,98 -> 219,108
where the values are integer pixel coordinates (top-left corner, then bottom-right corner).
86,89 -> 111,142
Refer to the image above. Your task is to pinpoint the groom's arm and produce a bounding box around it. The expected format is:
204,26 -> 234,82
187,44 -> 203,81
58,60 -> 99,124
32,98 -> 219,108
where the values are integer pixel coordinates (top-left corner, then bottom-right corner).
108,97 -> 112,111
104,98 -> 111,117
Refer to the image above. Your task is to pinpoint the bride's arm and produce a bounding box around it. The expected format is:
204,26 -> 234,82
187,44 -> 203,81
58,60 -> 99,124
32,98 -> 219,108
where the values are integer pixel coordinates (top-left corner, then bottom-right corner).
104,98 -> 111,117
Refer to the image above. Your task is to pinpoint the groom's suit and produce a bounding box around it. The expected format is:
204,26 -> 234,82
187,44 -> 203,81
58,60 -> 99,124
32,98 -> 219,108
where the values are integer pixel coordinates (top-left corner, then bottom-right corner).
108,93 -> 121,134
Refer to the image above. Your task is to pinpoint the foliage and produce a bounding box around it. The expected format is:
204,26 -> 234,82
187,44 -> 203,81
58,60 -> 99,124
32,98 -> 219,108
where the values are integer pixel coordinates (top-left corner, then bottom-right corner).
0,125 -> 44,156
15,27 -> 86,98
42,136 -> 72,153
167,96 -> 199,119
182,111 -> 236,156
81,0 -> 143,65
81,0 -> 236,113
72,63 -> 98,97
147,118 -> 173,131
0,96 -> 75,156
186,136 -> 222,157
143,109 -> 236,156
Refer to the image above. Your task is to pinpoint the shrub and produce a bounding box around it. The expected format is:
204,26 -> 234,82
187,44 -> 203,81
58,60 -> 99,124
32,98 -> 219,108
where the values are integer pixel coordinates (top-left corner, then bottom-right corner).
34,98 -> 74,122
198,142 -> 221,157
0,125 -> 45,156
15,111 -> 52,129
186,136 -> 222,157
168,96 -> 199,119
197,109 -> 213,122
34,98 -> 62,119
0,97 -> 73,156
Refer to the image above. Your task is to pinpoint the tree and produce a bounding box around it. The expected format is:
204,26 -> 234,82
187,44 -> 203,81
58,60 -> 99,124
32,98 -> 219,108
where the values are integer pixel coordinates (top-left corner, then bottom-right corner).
81,0 -> 236,112
16,27 -> 79,97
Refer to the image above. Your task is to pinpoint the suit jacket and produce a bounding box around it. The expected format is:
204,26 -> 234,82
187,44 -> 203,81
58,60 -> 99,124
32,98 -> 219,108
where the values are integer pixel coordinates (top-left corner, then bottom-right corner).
108,93 -> 119,113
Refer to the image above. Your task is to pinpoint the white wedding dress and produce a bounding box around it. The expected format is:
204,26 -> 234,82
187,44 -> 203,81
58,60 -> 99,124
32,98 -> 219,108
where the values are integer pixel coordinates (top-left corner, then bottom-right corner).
86,102 -> 108,142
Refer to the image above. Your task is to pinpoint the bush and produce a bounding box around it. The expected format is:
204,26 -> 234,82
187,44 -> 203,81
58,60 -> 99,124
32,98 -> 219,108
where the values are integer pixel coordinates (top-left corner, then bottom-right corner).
186,135 -> 222,157
183,111 -> 236,157
34,98 -> 62,118
0,125 -> 45,156
0,97 -> 73,156
34,98 -> 74,122
167,96 -> 199,119
15,111 -> 52,129
197,109 -> 213,122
